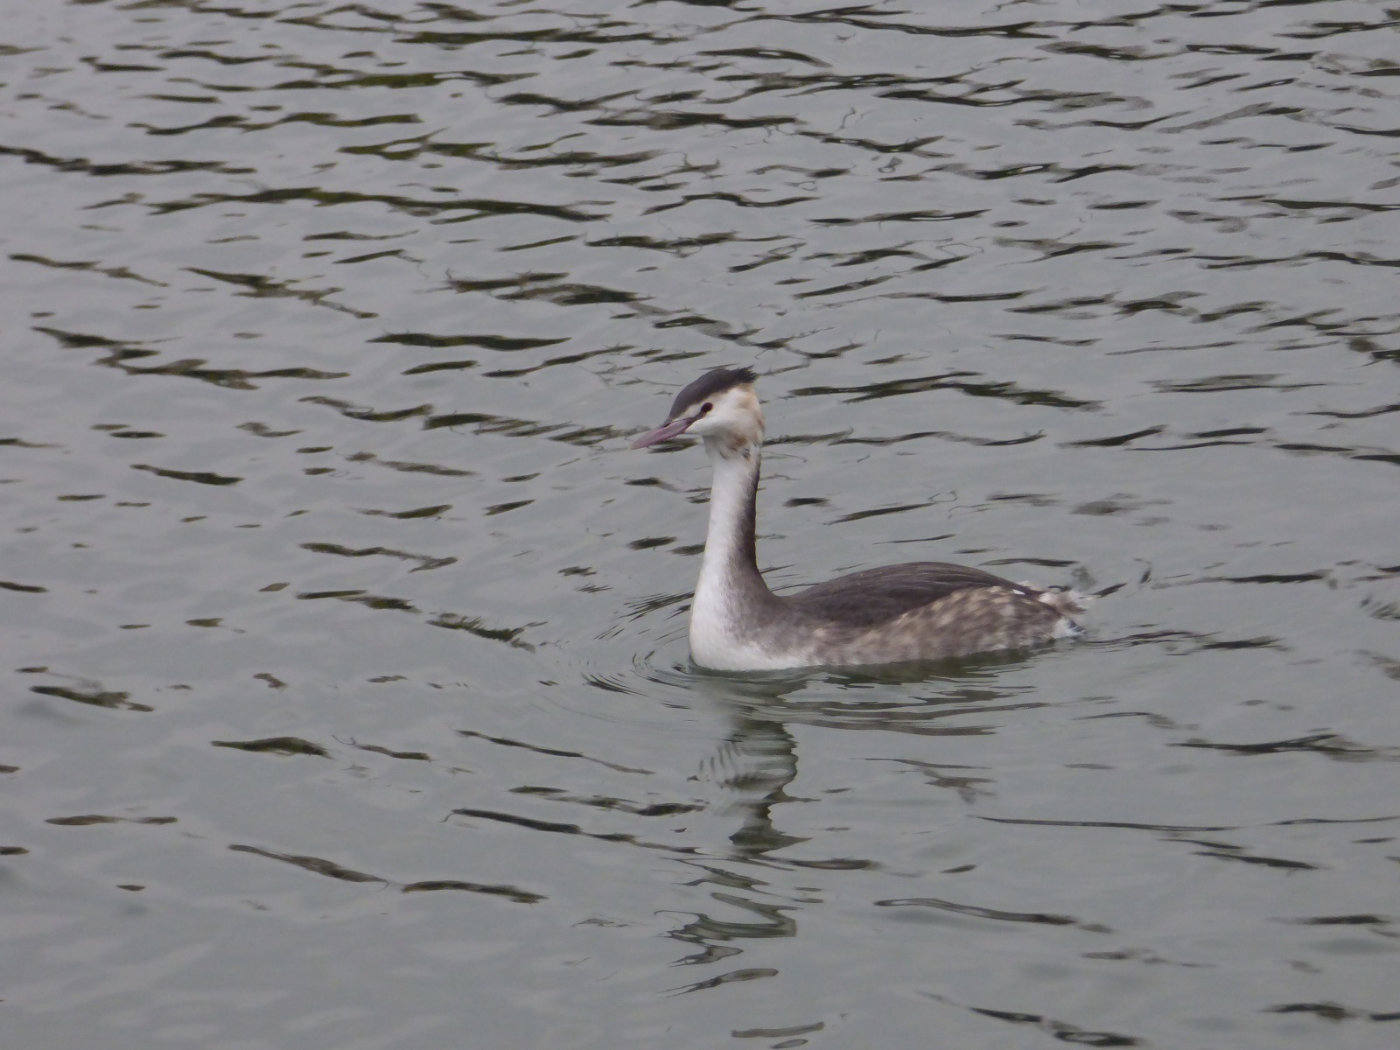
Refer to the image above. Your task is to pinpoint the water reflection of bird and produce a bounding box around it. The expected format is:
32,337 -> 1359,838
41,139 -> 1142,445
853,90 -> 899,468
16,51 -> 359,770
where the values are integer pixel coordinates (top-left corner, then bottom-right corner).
632,367 -> 1082,671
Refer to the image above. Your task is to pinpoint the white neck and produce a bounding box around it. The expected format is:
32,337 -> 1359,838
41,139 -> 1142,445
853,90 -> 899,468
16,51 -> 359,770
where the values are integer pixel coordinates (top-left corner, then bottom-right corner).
699,439 -> 759,579
688,437 -> 779,669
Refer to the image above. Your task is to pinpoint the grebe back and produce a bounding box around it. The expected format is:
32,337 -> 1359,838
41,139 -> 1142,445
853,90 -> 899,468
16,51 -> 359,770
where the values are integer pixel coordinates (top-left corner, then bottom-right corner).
632,366 -> 1082,671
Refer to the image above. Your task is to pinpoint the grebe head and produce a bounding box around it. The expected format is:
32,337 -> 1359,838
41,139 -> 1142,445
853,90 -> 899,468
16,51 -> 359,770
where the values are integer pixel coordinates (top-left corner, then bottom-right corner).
631,366 -> 763,457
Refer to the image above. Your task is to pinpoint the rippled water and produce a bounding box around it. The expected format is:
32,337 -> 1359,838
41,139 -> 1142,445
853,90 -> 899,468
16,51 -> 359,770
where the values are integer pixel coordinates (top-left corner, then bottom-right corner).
3,1 -> 1397,1047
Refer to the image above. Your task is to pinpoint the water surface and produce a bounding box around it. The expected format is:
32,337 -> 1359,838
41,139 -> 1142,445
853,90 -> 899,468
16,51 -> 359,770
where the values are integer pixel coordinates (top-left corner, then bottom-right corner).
2,1 -> 1397,1048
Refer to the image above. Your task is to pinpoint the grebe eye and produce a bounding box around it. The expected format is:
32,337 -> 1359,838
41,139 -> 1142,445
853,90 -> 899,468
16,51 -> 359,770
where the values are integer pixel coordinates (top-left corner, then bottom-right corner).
700,402 -> 713,414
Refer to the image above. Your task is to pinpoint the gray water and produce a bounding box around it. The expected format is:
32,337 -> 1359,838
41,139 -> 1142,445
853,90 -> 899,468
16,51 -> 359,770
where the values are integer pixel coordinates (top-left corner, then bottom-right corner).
2,1 -> 1397,1047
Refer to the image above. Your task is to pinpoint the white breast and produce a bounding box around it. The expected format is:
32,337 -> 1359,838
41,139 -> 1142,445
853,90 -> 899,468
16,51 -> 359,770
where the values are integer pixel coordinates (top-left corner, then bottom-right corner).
688,589 -> 804,672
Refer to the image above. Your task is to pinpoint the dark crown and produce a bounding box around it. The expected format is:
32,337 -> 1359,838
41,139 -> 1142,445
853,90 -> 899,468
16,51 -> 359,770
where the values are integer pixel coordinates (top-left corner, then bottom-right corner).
667,366 -> 758,421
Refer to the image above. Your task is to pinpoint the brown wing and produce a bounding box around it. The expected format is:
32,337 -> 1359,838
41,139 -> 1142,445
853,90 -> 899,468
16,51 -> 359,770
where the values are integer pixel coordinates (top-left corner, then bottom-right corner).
782,561 -> 1037,630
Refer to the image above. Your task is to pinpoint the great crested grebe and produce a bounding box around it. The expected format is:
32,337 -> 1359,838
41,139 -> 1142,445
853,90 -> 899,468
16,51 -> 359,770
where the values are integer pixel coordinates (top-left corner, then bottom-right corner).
632,366 -> 1083,671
